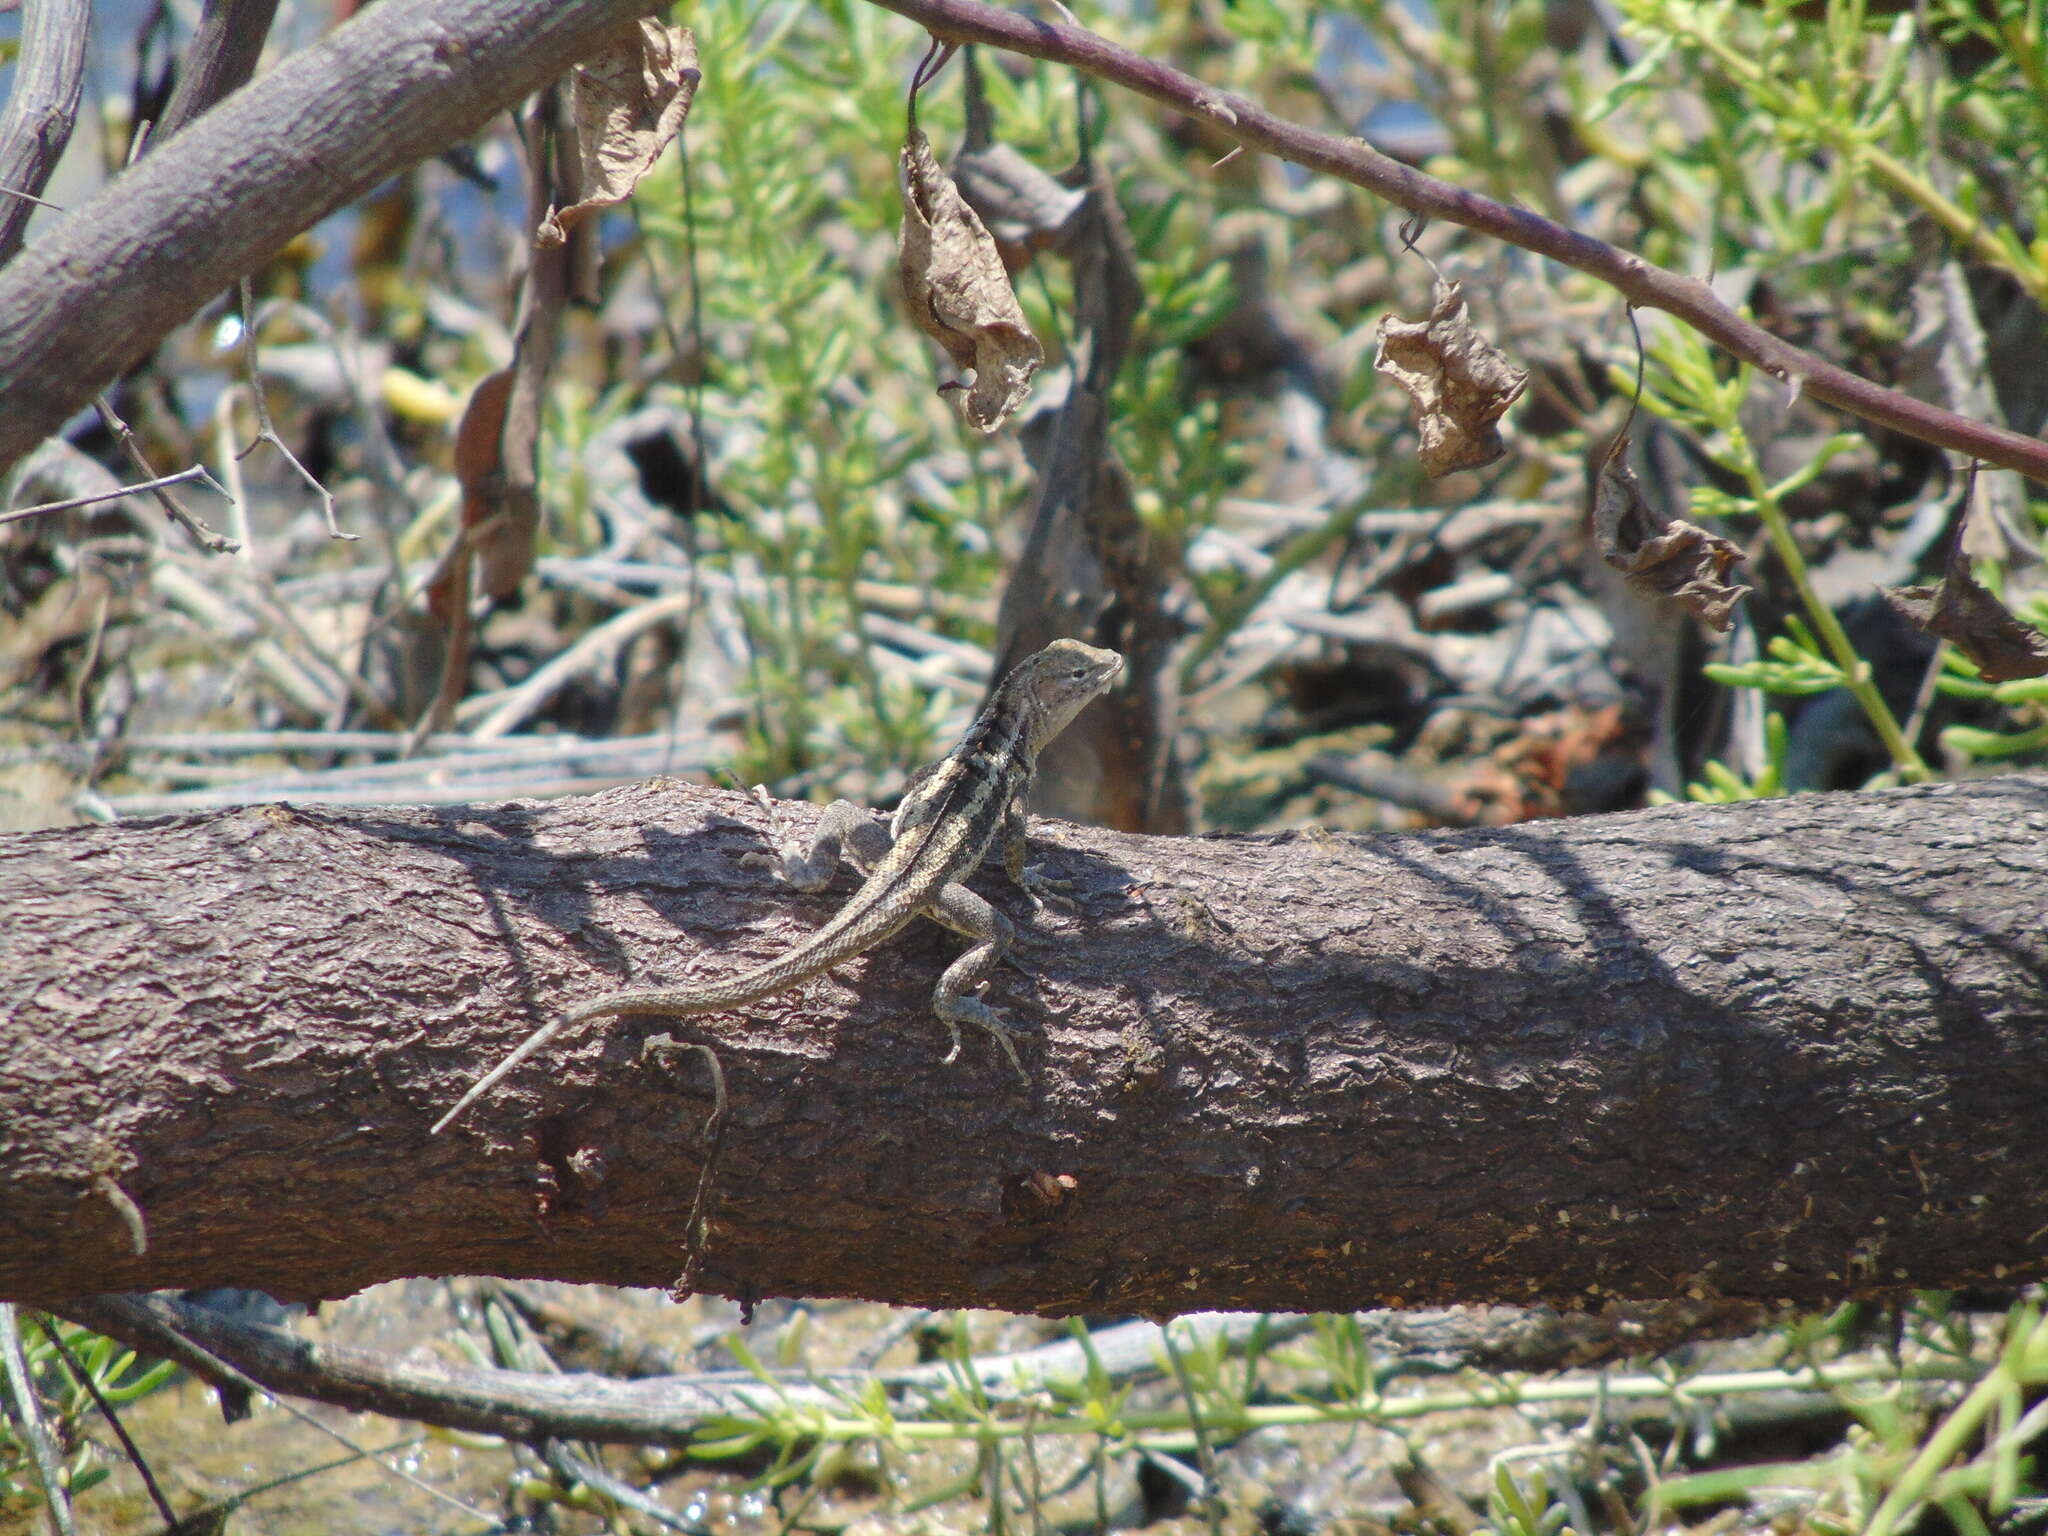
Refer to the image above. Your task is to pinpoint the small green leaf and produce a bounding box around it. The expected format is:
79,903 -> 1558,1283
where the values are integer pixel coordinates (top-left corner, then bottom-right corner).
1584,34 -> 1679,122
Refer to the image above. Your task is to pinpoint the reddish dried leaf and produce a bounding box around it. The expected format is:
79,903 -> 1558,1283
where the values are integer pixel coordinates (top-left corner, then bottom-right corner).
1886,550 -> 2048,682
1593,435 -> 1751,632
899,127 -> 1043,433
1373,278 -> 1528,476
429,368 -> 518,624
537,22 -> 699,248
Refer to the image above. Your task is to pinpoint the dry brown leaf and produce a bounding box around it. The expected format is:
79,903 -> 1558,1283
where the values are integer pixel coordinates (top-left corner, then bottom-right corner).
899,127 -> 1043,433
537,21 -> 699,248
1593,434 -> 1751,632
1373,278 -> 1528,476
1886,549 -> 2048,682
430,367 -> 516,623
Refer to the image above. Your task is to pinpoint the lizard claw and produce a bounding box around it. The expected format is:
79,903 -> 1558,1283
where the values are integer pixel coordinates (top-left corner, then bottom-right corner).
740,786 -> 804,877
936,996 -> 1028,1083
1018,862 -> 1078,915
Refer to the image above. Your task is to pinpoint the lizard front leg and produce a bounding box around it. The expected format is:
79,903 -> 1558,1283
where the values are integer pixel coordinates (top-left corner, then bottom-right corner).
1000,790 -> 1072,909
926,883 -> 1025,1081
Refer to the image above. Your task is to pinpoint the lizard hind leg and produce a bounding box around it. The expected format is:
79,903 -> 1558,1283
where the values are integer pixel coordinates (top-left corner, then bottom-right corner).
745,794 -> 894,892
928,884 -> 1026,1082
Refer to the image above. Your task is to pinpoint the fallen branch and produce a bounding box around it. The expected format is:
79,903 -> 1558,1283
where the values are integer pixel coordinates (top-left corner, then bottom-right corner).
4,776 -> 2045,1310
50,1291 -> 1768,1450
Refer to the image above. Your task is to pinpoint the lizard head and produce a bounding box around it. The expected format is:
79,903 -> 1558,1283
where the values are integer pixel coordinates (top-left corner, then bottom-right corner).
1010,638 -> 1124,750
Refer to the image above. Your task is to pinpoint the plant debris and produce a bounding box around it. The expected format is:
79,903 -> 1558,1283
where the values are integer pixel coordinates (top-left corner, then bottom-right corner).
1373,277 -> 1528,476
1592,434 -> 1752,632
538,21 -> 699,247
899,126 -> 1043,433
1886,547 -> 2048,682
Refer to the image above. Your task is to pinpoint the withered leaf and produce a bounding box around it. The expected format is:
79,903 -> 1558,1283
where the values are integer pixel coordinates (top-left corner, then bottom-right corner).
899,127 -> 1043,433
1593,434 -> 1751,632
1885,549 -> 2048,682
538,21 -> 699,248
1373,278 -> 1529,477
430,367 -> 519,623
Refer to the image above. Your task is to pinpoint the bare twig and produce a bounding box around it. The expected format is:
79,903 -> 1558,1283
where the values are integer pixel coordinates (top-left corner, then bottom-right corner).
462,589 -> 698,739
51,1291 -> 1774,1460
91,396 -> 240,553
0,465 -> 226,526
0,1304 -> 73,1536
539,1441 -> 698,1532
235,280 -> 355,540
860,0 -> 2048,487
404,507 -> 508,750
89,729 -> 716,815
32,1316 -> 178,1531
152,0 -> 283,145
0,184 -> 64,211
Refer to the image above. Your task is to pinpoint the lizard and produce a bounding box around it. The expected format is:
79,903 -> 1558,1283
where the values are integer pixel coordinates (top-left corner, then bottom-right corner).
430,638 -> 1124,1132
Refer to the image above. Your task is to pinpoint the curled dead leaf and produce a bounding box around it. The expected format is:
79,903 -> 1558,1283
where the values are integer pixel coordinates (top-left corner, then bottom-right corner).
428,367 -> 519,623
1885,549 -> 2048,682
1373,278 -> 1528,477
899,127 -> 1043,433
537,21 -> 699,248
1593,434 -> 1751,632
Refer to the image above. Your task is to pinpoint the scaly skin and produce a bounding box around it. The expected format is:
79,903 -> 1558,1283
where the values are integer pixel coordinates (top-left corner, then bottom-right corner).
431,639 -> 1123,1131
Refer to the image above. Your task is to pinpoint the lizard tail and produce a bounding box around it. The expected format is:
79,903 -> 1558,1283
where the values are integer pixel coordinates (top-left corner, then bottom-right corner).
430,1016 -> 568,1134
433,877 -> 931,1132
561,890 -> 930,1024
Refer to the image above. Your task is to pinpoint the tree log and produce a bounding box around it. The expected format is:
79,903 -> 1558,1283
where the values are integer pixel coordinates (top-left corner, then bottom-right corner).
3,776 -> 2045,1311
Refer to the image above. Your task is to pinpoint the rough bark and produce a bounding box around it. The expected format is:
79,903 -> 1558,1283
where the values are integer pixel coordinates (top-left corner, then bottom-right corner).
0,0 -> 661,473
152,0 -> 284,147
3,776 -> 2045,1312
0,0 -> 89,266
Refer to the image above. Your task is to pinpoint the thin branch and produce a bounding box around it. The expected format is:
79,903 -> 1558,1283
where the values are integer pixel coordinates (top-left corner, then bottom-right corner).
460,588 -> 696,739
54,1292 -> 1764,1460
0,464 -> 226,526
859,0 -> 2048,487
32,1316 -> 178,1532
236,281 -> 355,541
0,184 -> 64,211
91,396 -> 240,553
0,1304 -> 73,1536
0,0 -> 88,264
151,0 -> 283,145
539,1441 -> 699,1532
